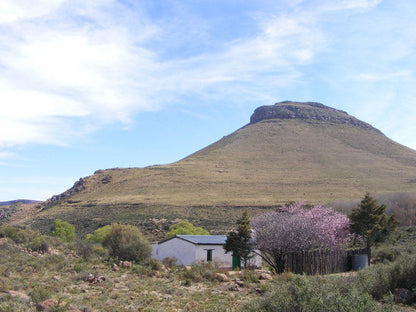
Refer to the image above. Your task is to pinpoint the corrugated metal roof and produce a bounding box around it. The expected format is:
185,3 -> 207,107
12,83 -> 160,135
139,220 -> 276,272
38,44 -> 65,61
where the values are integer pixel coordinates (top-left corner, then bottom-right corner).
175,235 -> 227,245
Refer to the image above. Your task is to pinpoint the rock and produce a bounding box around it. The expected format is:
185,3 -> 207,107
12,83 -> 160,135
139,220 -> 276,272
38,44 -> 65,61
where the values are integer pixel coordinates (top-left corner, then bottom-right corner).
66,305 -> 82,312
120,261 -> 132,269
250,101 -> 379,133
184,266 -> 192,271
8,290 -> 30,302
111,263 -> 119,272
234,279 -> 244,287
36,299 -> 59,311
52,275 -> 61,281
226,271 -> 240,277
259,273 -> 273,281
215,273 -> 229,282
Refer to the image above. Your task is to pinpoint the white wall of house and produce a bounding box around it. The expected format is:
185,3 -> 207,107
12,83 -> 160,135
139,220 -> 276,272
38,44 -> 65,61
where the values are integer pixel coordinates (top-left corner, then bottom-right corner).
152,236 -> 263,268
194,244 -> 232,267
152,237 -> 196,266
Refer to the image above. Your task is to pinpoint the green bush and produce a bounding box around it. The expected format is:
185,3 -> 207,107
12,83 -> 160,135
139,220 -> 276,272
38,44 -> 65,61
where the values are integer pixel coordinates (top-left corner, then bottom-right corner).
29,285 -> 51,305
166,221 -> 209,238
244,274 -> 379,312
0,226 -> 40,244
102,224 -> 151,263
49,219 -> 76,242
86,225 -> 113,244
358,254 -> 416,302
26,236 -> 49,252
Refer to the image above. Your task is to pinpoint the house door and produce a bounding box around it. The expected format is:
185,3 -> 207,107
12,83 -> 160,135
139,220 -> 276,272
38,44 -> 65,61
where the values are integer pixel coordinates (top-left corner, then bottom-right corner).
232,253 -> 241,270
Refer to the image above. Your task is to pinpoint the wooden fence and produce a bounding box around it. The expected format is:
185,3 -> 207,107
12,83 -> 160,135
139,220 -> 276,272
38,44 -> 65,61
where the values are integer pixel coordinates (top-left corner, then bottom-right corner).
285,248 -> 367,275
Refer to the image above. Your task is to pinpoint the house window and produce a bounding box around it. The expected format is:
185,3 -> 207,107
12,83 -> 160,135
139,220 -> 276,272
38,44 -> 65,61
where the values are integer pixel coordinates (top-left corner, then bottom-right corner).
206,249 -> 213,262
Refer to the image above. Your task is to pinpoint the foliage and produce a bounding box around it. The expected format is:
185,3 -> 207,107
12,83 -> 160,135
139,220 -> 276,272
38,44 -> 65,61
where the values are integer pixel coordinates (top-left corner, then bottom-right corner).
252,203 -> 350,273
357,254 -> 416,302
0,225 -> 40,244
86,225 -> 113,243
181,263 -> 220,284
224,210 -> 254,269
75,240 -> 95,259
244,274 -> 380,312
102,224 -> 151,263
349,193 -> 399,263
26,236 -> 49,252
166,220 -> 209,238
49,219 -> 76,242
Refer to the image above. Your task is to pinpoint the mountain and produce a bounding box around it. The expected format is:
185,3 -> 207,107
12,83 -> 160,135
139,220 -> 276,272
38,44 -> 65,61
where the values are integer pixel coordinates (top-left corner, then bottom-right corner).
0,200 -> 39,206
22,101 -> 416,238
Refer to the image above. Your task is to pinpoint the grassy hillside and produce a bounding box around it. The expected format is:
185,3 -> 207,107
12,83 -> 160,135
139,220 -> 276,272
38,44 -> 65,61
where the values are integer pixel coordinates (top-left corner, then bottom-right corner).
16,102 -> 416,238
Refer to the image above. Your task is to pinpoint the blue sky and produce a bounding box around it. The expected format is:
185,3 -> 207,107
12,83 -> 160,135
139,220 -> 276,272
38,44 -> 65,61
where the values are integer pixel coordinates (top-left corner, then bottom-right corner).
0,0 -> 415,201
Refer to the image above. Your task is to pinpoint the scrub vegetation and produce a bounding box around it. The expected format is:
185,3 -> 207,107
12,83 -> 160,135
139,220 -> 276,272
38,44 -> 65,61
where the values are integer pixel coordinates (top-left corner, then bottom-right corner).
0,220 -> 415,311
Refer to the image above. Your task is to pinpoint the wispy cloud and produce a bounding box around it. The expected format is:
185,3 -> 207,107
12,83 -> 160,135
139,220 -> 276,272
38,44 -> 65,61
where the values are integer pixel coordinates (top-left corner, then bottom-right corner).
2,0 -> 414,153
0,0 -> 329,150
356,71 -> 413,81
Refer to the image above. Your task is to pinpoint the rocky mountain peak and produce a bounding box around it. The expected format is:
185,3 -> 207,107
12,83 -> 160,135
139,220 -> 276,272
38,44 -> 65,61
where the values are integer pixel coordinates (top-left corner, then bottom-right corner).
250,101 -> 380,132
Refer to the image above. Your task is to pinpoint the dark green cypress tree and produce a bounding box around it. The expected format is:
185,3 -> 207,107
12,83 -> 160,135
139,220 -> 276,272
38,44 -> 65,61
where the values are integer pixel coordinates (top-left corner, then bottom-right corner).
349,193 -> 399,264
224,210 -> 254,269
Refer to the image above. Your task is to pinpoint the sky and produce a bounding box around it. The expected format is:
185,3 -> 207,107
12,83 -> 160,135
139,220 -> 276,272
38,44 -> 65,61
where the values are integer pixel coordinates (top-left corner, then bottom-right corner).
0,0 -> 415,201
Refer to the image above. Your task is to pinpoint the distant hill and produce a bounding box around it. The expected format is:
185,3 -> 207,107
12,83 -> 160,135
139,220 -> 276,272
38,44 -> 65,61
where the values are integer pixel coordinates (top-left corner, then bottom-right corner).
0,200 -> 39,207
18,101 -> 416,238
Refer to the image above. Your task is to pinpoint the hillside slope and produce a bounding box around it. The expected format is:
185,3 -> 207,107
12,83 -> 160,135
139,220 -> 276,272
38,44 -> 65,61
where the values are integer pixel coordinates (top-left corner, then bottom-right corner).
26,101 -> 416,237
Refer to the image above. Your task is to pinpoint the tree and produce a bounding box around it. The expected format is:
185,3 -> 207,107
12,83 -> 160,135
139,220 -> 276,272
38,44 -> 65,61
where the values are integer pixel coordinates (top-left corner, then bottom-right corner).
252,203 -> 350,273
49,219 -> 76,242
102,224 -> 151,263
349,193 -> 398,265
224,210 -> 254,269
166,220 -> 209,238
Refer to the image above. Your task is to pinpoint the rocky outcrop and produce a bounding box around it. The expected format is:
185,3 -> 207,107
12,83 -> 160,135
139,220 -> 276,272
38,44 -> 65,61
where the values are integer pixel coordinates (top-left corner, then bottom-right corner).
43,178 -> 86,208
250,101 -> 381,133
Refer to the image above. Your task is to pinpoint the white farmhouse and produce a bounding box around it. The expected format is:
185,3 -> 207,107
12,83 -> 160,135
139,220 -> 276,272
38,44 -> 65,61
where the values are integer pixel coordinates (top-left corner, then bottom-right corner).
152,234 -> 262,268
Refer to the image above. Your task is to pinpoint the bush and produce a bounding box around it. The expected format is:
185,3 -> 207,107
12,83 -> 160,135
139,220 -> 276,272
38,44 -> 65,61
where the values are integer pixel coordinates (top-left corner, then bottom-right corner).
0,226 -> 40,244
26,236 -> 49,252
49,219 -> 76,242
244,274 -> 379,312
86,225 -> 113,244
181,263 -> 219,283
75,240 -> 94,260
102,224 -> 151,263
358,254 -> 416,302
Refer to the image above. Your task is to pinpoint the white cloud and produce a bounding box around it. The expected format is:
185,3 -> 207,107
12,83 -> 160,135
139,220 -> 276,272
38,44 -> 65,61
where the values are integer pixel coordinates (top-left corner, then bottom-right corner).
356,71 -> 413,81
0,0 -> 65,23
1,0 -> 411,153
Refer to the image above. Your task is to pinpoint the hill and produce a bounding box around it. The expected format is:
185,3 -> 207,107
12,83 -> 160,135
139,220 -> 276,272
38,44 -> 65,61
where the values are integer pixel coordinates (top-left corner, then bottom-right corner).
18,101 -> 416,238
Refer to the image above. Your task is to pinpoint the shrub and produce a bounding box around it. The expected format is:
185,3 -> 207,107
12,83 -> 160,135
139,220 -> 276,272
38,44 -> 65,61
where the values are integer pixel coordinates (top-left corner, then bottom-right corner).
49,219 -> 76,243
244,274 -> 379,312
166,221 -> 209,238
102,224 -> 151,263
86,225 -> 113,244
26,236 -> 49,252
181,263 -> 219,283
0,226 -> 40,244
75,240 -> 94,260
29,285 -> 51,305
162,257 -> 178,269
357,254 -> 416,303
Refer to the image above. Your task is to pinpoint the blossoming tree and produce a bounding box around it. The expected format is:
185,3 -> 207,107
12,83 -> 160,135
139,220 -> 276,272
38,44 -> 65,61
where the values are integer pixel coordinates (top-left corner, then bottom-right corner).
251,202 -> 350,273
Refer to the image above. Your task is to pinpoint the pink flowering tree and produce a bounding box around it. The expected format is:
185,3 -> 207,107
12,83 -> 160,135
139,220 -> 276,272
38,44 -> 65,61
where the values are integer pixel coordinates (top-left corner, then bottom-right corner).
251,202 -> 350,273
